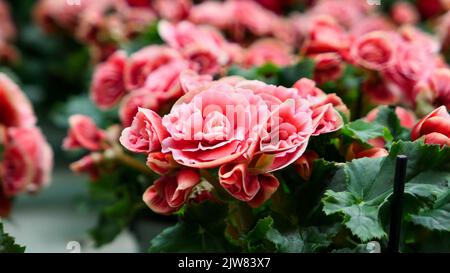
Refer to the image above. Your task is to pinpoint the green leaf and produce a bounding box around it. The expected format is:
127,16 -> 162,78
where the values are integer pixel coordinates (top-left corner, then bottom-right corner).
278,58 -> 315,86
373,106 -> 410,141
271,159 -> 340,230
0,223 -> 25,253
244,216 -> 338,253
410,189 -> 450,232
89,198 -> 134,246
51,94 -> 118,129
341,120 -> 393,145
88,168 -> 153,247
228,63 -> 280,84
227,58 -> 314,86
149,202 -> 236,252
322,141 -> 450,242
123,23 -> 163,54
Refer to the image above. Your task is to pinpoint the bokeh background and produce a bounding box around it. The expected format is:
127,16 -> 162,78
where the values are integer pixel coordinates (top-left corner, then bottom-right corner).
1,0 -> 171,252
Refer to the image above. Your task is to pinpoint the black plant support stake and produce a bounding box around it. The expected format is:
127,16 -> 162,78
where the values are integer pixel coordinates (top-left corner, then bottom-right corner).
387,155 -> 408,253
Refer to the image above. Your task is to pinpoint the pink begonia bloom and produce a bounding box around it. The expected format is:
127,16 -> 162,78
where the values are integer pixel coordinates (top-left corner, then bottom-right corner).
312,52 -> 344,85
120,107 -> 169,154
142,168 -> 200,214
382,41 -> 437,104
63,115 -> 106,151
411,106 -> 450,147
179,70 -> 213,94
124,45 -> 184,90
1,127 -> 53,197
414,69 -> 450,109
219,163 -> 279,208
362,77 -> 400,105
391,1 -> 419,25
310,0 -> 373,28
301,15 -> 350,55
243,39 -> 294,68
346,143 -> 389,161
366,106 -> 416,129
119,88 -> 160,127
188,1 -> 234,30
236,82 -> 314,172
158,20 -> 231,73
293,78 -> 346,127
146,152 -> 178,175
161,81 -> 269,168
0,73 -> 36,128
350,31 -> 396,71
90,50 -> 127,109
153,0 -> 191,22
349,15 -> 395,37
399,26 -> 440,55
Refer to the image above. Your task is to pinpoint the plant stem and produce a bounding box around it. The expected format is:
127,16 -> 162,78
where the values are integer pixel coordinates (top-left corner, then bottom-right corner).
115,151 -> 155,177
199,169 -> 230,202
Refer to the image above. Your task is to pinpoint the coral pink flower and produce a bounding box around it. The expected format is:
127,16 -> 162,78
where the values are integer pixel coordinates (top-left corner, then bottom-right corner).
416,0 -> 446,18
423,132 -> 450,146
313,93 -> 350,119
63,115 -> 106,151
312,52 -> 344,85
302,15 -> 350,55
124,45 -> 184,90
383,42 -> 437,104
255,99 -> 314,172
293,78 -> 346,129
70,153 -> 103,180
229,80 -> 319,172
188,1 -> 233,29
411,106 -> 450,147
0,0 -> 15,40
1,127 -> 53,196
119,88 -> 160,127
33,0 -> 89,33
179,70 -> 213,94
311,103 -> 343,136
415,68 -> 450,110
0,74 -> 36,128
158,20 -> 231,73
184,46 -> 222,75
366,106 -> 417,129
310,0 -> 370,28
346,144 -> 389,160
153,0 -> 191,22
349,15 -> 394,37
391,2 -> 419,25
399,26 -> 440,55
350,31 -> 396,71
219,163 -> 279,208
142,168 -> 200,214
158,20 -> 228,53
230,0 -> 280,37
142,59 -> 189,100
293,78 -> 327,104
161,81 -> 269,168
362,77 -> 400,105
243,39 -> 294,68
90,50 -> 127,109
120,107 -> 169,154
146,152 -> 178,175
